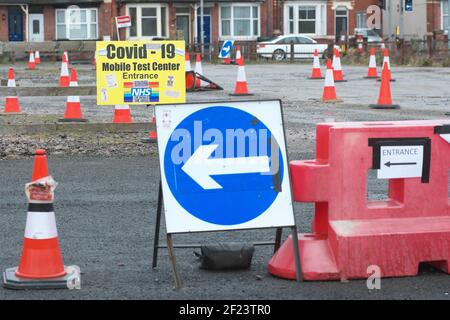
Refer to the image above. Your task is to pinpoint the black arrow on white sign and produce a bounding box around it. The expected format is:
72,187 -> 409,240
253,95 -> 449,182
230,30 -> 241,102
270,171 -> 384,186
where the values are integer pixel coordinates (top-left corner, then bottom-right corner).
384,161 -> 417,168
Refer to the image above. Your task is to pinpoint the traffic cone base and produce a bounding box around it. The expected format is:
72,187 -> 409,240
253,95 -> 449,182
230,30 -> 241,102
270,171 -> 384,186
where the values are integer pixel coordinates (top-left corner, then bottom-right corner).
229,82 -> 254,96
322,87 -> 341,102
141,131 -> 157,143
377,78 -> 396,82
59,101 -> 88,123
369,104 -> 400,109
364,75 -> 380,79
3,265 -> 80,290
113,105 -> 132,123
2,96 -> 24,114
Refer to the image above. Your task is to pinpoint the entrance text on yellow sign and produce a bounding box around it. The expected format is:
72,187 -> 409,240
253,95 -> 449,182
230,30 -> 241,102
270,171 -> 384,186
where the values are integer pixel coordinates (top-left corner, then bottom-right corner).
96,41 -> 186,105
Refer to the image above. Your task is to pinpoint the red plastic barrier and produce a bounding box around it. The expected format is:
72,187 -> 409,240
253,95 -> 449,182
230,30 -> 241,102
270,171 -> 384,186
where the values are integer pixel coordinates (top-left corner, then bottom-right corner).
269,120 -> 450,281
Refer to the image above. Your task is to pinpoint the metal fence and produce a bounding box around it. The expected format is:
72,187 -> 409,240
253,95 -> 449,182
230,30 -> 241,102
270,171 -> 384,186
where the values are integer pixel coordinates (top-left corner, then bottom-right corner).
187,38 -> 450,64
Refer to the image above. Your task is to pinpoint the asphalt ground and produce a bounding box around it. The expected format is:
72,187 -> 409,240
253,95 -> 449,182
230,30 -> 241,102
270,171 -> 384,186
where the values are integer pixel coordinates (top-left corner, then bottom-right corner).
0,153 -> 449,300
0,61 -> 449,299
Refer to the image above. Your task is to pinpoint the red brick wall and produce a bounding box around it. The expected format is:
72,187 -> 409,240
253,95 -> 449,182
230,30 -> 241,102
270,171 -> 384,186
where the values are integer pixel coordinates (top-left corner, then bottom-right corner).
98,2 -> 113,40
43,6 -> 54,40
212,3 -> 219,45
327,2 -> 334,36
0,6 -> 8,41
168,4 -> 177,40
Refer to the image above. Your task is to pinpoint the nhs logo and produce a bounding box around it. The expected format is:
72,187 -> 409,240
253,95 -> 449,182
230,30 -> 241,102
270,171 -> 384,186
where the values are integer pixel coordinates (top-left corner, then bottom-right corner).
131,88 -> 152,97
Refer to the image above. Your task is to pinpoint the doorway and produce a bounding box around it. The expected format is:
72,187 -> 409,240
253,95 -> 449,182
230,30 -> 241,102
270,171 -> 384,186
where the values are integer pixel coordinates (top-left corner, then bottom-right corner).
197,15 -> 211,48
176,14 -> 190,44
335,7 -> 348,42
29,14 -> 44,42
8,8 -> 24,41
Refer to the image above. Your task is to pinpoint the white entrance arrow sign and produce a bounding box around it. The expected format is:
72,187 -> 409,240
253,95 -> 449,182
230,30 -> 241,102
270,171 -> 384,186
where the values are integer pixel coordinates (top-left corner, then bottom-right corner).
377,145 -> 424,179
181,144 -> 270,190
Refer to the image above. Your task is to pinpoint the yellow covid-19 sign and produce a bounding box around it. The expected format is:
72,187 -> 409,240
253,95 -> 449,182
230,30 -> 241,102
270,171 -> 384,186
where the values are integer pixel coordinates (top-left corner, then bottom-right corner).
96,41 -> 186,105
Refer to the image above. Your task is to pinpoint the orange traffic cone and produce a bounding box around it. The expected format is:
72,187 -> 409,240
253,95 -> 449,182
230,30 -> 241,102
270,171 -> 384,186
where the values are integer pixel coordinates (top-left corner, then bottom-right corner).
59,69 -> 87,122
378,49 -> 395,82
308,49 -> 324,79
364,47 -> 379,79
369,62 -> 400,109
194,53 -> 206,88
2,67 -> 22,114
235,45 -> 242,65
229,56 -> 253,96
322,59 -> 339,102
185,52 -> 192,72
35,51 -> 41,64
113,105 -> 132,123
63,51 -> 70,69
28,52 -> 36,70
3,149 -> 81,290
380,39 -> 386,53
92,55 -> 96,70
332,48 -> 346,82
142,106 -> 157,143
59,56 -> 70,87
224,55 -> 231,65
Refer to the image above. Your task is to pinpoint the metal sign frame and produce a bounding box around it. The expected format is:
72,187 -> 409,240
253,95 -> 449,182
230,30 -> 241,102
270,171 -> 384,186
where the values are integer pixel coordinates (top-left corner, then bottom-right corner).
151,99 -> 302,289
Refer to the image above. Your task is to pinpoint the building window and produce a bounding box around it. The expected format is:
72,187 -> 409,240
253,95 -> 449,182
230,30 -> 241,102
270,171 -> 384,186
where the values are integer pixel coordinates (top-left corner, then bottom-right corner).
288,6 -> 294,33
298,7 -> 316,33
284,3 -> 326,36
56,8 -> 98,40
356,12 -> 367,29
127,5 -> 168,39
220,4 -> 259,38
442,0 -> 449,31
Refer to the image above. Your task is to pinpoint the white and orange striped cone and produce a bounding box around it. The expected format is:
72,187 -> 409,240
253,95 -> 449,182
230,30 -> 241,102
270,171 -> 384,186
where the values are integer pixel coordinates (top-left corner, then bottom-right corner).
28,52 -> 36,70
185,52 -> 192,72
369,62 -> 400,109
141,106 -> 157,143
113,104 -> 132,123
59,69 -> 87,122
194,53 -> 207,88
364,47 -> 379,79
2,67 -> 22,114
322,59 -> 340,102
380,39 -> 385,53
234,45 -> 242,65
63,51 -> 70,69
378,48 -> 395,82
229,57 -> 253,96
35,51 -> 41,64
332,48 -> 346,82
308,49 -> 324,79
3,149 -> 81,290
59,58 -> 70,87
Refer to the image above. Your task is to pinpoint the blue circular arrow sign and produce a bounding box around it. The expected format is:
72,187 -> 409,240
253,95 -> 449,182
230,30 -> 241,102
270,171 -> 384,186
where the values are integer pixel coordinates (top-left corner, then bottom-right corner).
219,40 -> 233,58
163,106 -> 284,225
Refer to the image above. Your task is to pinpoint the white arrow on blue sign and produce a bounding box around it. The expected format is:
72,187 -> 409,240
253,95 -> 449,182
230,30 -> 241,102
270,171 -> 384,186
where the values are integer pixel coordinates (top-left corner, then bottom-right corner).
219,40 -> 234,59
155,100 -> 295,233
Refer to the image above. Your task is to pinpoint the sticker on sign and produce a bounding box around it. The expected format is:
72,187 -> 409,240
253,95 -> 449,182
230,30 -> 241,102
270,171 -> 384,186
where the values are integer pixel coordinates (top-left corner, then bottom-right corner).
377,145 -> 424,179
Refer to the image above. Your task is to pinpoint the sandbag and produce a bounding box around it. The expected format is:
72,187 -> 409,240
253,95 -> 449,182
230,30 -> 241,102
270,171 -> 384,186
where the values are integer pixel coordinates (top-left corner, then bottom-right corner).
196,243 -> 255,270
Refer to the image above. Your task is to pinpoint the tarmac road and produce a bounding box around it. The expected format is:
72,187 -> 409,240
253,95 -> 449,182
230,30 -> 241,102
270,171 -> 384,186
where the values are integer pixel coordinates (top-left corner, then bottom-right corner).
0,153 -> 449,300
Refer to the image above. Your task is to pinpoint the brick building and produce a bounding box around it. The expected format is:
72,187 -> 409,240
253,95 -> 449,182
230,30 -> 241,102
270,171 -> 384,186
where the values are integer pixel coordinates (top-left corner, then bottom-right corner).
0,0 -> 448,45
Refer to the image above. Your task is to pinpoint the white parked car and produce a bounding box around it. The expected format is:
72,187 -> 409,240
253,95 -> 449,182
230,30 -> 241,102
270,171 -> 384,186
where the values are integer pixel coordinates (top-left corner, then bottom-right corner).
257,35 -> 337,61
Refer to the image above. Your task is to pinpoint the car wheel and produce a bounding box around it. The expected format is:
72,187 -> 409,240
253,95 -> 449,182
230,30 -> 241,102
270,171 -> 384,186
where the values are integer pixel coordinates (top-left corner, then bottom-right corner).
272,49 -> 286,61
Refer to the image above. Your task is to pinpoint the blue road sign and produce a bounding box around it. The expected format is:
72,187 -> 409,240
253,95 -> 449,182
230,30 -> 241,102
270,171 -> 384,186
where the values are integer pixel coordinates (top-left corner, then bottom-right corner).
219,40 -> 234,59
163,106 -> 284,226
